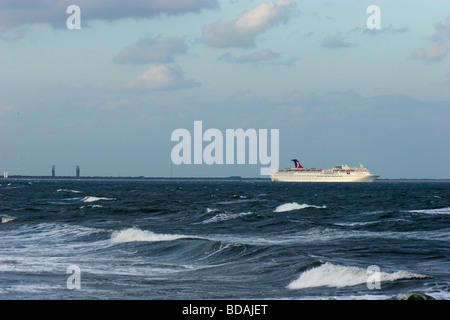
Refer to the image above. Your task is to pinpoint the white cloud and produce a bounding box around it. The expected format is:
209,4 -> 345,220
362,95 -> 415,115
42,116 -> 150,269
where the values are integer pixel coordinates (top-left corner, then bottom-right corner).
0,0 -> 218,30
201,0 -> 296,48
411,43 -> 450,61
411,15 -> 450,61
113,36 -> 188,64
126,64 -> 199,92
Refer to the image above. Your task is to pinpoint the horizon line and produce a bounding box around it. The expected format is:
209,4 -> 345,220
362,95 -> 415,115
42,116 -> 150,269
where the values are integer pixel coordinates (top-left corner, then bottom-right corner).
2,175 -> 450,182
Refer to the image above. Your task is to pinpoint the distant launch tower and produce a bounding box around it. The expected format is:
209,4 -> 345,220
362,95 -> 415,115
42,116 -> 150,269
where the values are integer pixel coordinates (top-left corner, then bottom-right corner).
52,165 -> 55,177
76,165 -> 80,177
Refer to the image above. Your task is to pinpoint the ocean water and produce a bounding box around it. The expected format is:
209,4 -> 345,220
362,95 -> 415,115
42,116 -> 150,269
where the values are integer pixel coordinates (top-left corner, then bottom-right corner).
0,179 -> 449,300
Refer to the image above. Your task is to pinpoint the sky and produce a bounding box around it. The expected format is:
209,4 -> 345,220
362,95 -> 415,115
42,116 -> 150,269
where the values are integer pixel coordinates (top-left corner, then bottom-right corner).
0,0 -> 449,179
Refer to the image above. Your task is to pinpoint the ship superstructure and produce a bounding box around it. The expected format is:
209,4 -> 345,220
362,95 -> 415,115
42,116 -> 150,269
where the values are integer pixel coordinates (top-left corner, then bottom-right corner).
270,159 -> 379,182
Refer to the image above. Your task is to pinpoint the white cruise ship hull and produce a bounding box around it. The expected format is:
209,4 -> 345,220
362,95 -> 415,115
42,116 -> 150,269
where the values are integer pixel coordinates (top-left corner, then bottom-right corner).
270,161 -> 379,183
270,171 -> 378,182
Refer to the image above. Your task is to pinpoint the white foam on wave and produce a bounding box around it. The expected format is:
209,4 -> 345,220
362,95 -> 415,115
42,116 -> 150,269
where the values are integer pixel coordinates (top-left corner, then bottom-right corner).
3,283 -> 63,294
206,208 -> 219,213
57,189 -> 82,193
202,212 -> 254,224
216,198 -> 257,205
79,205 -> 103,209
1,222 -> 108,274
274,202 -> 326,213
409,207 -> 450,215
334,218 -> 407,227
1,214 -> 17,224
110,228 -> 201,244
81,196 -> 115,203
287,262 -> 427,289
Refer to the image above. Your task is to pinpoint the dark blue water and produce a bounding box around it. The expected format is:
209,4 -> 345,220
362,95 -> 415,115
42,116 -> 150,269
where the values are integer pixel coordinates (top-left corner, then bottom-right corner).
1,179 -> 449,300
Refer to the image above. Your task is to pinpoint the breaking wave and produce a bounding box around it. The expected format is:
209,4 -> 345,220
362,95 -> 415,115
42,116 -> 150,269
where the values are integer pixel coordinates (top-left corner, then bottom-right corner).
81,196 -> 115,203
287,262 -> 428,289
274,202 -> 326,213
110,228 -> 202,244
1,214 -> 17,224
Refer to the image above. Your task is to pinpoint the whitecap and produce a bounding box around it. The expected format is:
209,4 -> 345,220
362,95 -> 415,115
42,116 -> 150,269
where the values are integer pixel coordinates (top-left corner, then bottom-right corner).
334,218 -> 407,227
81,196 -> 115,203
216,198 -> 257,205
110,228 -> 201,244
409,207 -> 450,215
57,189 -> 82,193
202,212 -> 254,224
6,283 -> 62,293
1,214 -> 17,224
274,202 -> 326,213
334,221 -> 376,227
79,205 -> 103,209
286,262 -> 427,289
205,208 -> 219,213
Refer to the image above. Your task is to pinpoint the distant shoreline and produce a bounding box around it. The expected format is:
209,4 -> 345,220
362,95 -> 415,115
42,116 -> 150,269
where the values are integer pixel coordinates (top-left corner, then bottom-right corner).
1,176 -> 449,183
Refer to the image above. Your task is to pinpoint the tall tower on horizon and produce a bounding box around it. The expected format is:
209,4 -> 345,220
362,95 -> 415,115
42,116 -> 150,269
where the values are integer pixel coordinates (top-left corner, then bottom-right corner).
52,165 -> 55,177
76,165 -> 80,177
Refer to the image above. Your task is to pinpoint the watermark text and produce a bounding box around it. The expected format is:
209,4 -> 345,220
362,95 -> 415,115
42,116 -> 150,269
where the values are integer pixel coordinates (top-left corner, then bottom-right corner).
366,5 -> 381,30
66,5 -> 81,30
66,265 -> 81,290
366,265 -> 381,289
171,121 -> 279,175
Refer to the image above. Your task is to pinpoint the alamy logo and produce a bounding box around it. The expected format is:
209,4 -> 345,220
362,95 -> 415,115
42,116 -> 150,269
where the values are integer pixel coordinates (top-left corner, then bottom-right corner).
366,5 -> 381,30
66,5 -> 380,31
171,121 -> 279,175
66,265 -> 81,290
66,5 -> 81,30
366,265 -> 381,289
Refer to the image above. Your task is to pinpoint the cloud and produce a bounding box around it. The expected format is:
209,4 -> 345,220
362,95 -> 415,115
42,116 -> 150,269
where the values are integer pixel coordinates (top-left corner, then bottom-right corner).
321,32 -> 351,49
0,0 -> 218,30
125,64 -> 199,92
411,15 -> 450,61
113,36 -> 188,64
218,49 -> 281,63
201,0 -> 296,48
218,49 -> 298,66
361,24 -> 409,36
411,43 -> 450,61
272,90 -> 362,108
0,26 -> 29,41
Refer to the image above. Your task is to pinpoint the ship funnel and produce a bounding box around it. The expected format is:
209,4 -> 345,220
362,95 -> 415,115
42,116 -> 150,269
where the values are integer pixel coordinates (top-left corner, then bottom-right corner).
291,159 -> 303,169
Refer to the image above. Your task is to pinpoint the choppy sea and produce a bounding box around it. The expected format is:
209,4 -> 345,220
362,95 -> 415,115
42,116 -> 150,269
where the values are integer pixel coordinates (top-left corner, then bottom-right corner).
0,179 -> 449,301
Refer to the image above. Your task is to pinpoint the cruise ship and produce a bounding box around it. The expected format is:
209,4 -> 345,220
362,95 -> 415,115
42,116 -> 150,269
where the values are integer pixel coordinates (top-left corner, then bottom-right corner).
270,159 -> 379,182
